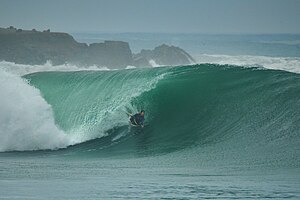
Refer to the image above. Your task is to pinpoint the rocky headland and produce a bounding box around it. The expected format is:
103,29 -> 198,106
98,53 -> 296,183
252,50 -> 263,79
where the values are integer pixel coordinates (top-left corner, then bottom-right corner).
0,27 -> 195,69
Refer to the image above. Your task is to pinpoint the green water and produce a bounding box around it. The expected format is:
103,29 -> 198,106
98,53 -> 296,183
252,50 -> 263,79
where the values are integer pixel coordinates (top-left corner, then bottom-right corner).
22,65 -> 299,163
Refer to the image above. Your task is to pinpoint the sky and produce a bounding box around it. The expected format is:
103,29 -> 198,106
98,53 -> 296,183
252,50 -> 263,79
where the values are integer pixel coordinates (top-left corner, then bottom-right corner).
0,0 -> 299,34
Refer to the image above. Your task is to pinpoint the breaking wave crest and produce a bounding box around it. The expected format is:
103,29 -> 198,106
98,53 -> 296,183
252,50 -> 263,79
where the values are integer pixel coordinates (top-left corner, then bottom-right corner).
0,69 -> 73,151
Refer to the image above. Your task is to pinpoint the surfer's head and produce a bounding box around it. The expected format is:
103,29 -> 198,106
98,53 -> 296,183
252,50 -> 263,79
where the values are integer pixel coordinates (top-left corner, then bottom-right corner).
140,110 -> 145,116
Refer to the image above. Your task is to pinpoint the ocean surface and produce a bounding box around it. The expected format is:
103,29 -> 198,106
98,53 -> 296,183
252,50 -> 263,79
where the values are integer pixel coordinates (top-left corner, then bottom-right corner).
0,33 -> 300,199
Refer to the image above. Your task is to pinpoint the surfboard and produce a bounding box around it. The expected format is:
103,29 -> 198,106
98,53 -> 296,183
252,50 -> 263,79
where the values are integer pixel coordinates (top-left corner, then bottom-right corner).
130,122 -> 139,127
129,117 -> 140,127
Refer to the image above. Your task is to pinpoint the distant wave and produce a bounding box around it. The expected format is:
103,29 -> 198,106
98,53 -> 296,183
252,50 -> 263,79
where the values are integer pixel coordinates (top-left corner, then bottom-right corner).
195,54 -> 300,74
1,53 -> 300,76
0,60 -> 111,76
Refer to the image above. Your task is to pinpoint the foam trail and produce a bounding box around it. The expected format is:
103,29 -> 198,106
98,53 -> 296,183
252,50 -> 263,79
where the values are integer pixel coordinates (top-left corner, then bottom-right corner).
0,69 -> 73,152
195,54 -> 300,74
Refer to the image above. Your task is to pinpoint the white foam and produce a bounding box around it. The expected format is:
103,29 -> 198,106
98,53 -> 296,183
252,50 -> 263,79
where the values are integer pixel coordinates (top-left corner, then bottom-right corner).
0,69 -> 75,152
0,60 -> 110,76
125,65 -> 137,69
195,54 -> 300,74
149,59 -> 160,67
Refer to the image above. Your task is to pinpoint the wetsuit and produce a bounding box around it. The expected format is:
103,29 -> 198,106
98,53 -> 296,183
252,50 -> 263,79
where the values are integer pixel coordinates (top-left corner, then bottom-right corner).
130,113 -> 144,126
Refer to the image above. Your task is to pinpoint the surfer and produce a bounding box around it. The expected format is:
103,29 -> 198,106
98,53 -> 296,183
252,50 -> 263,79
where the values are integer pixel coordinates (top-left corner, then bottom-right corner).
129,110 -> 145,128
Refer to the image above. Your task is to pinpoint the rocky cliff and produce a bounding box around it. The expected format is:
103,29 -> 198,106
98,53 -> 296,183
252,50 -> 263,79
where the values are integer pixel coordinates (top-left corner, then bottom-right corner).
0,27 -> 194,68
134,44 -> 195,67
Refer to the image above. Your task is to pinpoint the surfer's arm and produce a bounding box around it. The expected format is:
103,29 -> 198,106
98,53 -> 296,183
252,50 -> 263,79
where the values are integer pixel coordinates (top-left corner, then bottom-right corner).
140,119 -> 144,128
140,121 -> 144,128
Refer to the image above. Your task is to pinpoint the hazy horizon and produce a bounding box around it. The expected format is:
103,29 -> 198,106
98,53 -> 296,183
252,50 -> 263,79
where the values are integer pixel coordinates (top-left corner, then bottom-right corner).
1,0 -> 300,34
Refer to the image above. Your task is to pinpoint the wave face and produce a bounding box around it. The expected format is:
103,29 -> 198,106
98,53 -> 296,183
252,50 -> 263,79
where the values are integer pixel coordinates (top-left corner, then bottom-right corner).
3,64 -> 299,168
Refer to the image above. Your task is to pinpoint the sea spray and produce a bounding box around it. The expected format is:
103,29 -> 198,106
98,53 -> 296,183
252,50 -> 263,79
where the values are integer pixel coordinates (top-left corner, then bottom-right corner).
0,69 -> 73,151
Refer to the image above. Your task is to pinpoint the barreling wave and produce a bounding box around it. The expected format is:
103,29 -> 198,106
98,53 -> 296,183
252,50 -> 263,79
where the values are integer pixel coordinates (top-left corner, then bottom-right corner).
1,64 -> 299,168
